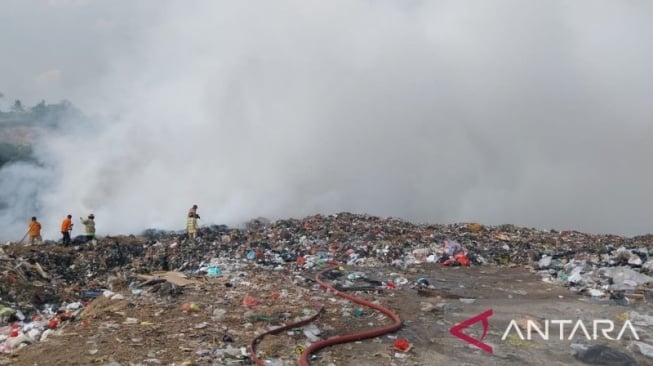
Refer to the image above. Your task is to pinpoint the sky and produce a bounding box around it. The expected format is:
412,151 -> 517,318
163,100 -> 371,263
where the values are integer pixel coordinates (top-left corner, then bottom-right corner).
1,0 -> 652,240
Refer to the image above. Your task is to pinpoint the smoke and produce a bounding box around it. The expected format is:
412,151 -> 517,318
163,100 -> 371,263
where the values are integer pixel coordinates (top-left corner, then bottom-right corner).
1,0 -> 653,240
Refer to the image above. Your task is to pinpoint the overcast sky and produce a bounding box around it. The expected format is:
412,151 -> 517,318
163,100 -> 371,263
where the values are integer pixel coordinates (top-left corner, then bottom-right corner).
1,0 -> 652,239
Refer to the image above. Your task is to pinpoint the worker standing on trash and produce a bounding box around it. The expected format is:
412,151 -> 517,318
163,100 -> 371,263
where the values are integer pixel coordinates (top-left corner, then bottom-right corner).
80,214 -> 96,242
61,214 -> 73,245
188,204 -> 200,219
27,216 -> 42,245
187,211 -> 199,240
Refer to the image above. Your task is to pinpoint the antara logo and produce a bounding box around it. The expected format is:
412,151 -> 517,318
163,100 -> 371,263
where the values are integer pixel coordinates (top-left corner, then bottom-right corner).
449,309 -> 639,354
449,309 -> 494,353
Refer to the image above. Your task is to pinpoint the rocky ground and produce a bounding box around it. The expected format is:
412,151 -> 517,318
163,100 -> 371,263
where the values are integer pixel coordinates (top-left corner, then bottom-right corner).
0,213 -> 652,365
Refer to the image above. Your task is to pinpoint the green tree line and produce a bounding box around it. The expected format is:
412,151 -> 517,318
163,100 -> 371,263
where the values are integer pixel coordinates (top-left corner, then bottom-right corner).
0,95 -> 81,168
0,98 -> 80,128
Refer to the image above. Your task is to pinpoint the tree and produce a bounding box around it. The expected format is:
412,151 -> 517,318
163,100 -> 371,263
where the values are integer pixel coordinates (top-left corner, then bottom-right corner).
31,100 -> 47,118
11,100 -> 24,113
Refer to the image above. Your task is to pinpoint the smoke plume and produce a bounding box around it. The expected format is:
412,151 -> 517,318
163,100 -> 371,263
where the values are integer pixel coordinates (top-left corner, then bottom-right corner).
1,1 -> 652,240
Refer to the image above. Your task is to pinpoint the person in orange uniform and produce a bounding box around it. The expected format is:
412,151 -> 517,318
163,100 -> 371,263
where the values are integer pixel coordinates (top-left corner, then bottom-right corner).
28,216 -> 42,245
61,214 -> 73,245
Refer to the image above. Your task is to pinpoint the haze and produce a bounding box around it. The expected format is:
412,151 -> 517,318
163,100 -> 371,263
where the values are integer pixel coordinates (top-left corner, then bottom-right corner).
1,0 -> 652,240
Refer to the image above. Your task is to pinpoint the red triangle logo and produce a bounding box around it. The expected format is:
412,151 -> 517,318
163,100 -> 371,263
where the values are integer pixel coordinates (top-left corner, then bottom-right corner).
449,309 -> 494,354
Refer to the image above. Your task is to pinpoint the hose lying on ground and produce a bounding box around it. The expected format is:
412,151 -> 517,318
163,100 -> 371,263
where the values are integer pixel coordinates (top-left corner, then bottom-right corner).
248,287 -> 325,365
248,265 -> 402,366
299,265 -> 403,366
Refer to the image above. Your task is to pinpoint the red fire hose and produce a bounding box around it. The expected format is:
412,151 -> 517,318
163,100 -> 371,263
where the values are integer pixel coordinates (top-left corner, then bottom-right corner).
249,301 -> 325,366
249,264 -> 402,366
299,265 -> 403,366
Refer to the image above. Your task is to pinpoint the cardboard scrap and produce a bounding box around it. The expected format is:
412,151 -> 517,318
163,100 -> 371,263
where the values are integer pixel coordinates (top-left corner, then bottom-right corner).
136,271 -> 201,287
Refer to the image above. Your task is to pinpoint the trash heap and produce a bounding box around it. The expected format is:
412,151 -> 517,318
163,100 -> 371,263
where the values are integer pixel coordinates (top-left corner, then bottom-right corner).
0,212 -> 651,364
536,245 -> 653,304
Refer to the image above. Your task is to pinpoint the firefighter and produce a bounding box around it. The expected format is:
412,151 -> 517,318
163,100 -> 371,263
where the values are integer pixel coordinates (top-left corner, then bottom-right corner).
80,214 -> 96,242
28,216 -> 42,245
187,211 -> 198,240
188,204 -> 200,219
61,214 -> 73,245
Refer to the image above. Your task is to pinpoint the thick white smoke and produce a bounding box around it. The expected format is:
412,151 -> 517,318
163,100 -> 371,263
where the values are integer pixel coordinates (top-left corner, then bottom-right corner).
1,1 -> 653,240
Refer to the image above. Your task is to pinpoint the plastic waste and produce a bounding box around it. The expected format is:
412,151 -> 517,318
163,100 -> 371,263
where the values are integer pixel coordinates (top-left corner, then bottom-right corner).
629,311 -> 653,327
600,266 -> 653,290
82,290 -> 103,299
571,344 -> 638,366
629,341 -> 653,359
347,273 -> 363,281
207,266 -> 221,276
213,344 -> 241,357
538,255 -> 552,269
588,289 -> 605,297
47,318 -> 59,329
416,278 -> 430,286
439,240 -> 471,266
242,296 -> 258,308
628,255 -> 643,266
443,240 -> 463,256
393,338 -> 411,352
567,266 -> 585,284
303,323 -> 321,342
395,277 -> 409,285
181,302 -> 200,312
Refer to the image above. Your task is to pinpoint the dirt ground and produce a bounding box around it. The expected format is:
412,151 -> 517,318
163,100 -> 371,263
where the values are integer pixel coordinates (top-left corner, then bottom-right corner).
5,264 -> 653,366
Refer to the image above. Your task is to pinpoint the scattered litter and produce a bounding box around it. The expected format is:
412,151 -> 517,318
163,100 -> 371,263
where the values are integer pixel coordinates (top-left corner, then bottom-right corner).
571,344 -> 638,366
393,338 -> 412,352
629,341 -> 653,359
0,212 -> 652,364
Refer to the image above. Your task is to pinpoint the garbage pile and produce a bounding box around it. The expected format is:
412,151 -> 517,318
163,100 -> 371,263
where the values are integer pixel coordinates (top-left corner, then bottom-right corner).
0,212 -> 651,364
536,245 -> 653,304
